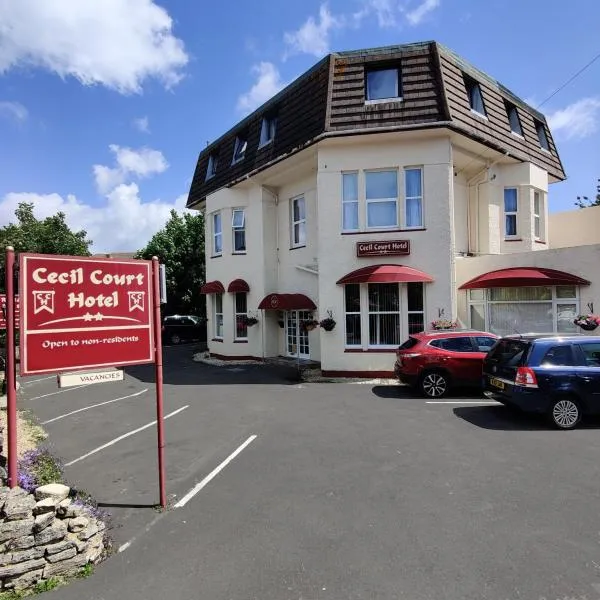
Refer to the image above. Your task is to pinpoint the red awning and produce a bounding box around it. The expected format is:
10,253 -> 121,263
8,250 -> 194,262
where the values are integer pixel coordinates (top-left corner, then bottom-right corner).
200,280 -> 225,294
227,279 -> 250,293
336,264 -> 434,285
459,267 -> 590,290
258,293 -> 317,310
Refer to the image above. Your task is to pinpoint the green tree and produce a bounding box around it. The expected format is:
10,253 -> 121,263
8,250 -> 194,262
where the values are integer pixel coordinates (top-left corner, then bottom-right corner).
135,210 -> 206,317
575,178 -> 600,208
0,202 -> 92,292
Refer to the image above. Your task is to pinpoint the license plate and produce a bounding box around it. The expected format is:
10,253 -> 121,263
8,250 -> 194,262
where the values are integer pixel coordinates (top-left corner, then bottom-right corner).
489,377 -> 505,390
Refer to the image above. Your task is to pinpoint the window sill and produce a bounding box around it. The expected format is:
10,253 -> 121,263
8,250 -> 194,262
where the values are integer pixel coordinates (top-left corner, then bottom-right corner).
258,140 -> 273,150
205,175 -> 216,182
510,132 -> 524,140
365,97 -> 403,106
535,239 -> 547,244
470,109 -> 488,120
234,339 -> 248,344
540,147 -> 552,154
504,238 -> 522,242
211,338 -> 224,343
210,254 -> 223,259
289,244 -> 306,251
345,348 -> 397,353
341,228 -> 425,235
231,157 -> 246,166
232,251 -> 247,255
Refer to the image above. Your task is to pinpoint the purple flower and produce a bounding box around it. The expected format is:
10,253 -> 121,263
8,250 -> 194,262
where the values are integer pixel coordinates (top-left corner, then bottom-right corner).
18,470 -> 36,492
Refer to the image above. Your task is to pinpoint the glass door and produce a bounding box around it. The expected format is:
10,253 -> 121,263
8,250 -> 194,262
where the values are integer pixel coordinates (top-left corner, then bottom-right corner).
286,310 -> 310,358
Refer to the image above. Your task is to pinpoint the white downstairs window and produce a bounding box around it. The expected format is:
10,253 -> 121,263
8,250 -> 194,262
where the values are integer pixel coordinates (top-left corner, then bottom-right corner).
232,209 -> 246,253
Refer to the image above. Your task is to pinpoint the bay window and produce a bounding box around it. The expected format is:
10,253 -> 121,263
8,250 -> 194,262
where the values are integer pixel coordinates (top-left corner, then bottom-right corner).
234,292 -> 248,340
214,293 -> 224,339
504,188 -> 518,237
405,168 -> 423,228
342,172 -> 359,231
291,195 -> 306,248
368,283 -> 401,346
344,284 -> 361,346
366,170 -> 398,228
534,191 -> 542,240
232,208 -> 246,253
212,212 -> 222,255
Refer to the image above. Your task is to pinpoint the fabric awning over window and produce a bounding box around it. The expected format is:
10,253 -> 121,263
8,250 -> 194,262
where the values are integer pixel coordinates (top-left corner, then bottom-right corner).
227,279 -> 250,293
200,280 -> 225,294
258,293 -> 317,310
336,264 -> 434,285
459,267 -> 590,290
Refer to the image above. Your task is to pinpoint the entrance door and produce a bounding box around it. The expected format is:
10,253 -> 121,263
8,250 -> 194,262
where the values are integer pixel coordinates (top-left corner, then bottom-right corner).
286,310 -> 310,358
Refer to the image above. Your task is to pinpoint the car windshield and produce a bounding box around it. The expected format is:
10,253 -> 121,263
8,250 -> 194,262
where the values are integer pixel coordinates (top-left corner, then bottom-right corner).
486,339 -> 530,366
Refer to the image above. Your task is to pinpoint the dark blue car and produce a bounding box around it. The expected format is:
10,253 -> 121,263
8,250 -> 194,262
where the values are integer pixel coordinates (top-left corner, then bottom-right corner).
483,335 -> 600,429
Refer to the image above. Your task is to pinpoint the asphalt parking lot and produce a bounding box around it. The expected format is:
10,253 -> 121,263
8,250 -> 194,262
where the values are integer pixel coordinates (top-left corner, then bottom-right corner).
17,346 -> 600,600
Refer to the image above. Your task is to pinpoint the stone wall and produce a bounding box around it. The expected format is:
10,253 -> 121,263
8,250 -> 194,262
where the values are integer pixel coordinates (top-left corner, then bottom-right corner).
0,483 -> 107,591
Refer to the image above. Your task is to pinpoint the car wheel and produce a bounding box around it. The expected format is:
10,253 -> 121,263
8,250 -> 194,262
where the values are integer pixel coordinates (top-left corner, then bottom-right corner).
170,333 -> 181,345
549,397 -> 582,430
420,371 -> 449,398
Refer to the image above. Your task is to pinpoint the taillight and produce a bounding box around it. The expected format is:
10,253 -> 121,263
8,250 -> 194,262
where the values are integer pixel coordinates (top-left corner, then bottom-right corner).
515,367 -> 538,388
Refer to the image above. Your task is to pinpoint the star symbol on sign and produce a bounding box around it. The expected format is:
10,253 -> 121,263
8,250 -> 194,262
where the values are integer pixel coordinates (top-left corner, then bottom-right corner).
94,313 -> 104,321
83,313 -> 93,322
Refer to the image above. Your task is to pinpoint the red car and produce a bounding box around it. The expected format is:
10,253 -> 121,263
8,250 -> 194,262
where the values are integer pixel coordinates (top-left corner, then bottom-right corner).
394,330 -> 499,398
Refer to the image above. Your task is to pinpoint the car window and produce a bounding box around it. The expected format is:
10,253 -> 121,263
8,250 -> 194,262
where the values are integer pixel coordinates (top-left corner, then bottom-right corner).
473,336 -> 496,352
578,343 -> 600,367
399,337 -> 419,350
541,345 -> 574,367
431,337 -> 474,352
487,339 -> 530,366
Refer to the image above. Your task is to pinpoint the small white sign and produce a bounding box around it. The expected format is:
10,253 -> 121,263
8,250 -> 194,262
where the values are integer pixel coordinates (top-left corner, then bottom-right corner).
58,369 -> 124,388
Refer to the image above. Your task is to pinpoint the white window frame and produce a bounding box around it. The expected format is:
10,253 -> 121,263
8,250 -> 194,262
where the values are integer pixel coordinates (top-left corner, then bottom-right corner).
259,115 -> 276,147
404,166 -> 424,229
232,208 -> 246,254
365,169 -> 398,230
535,120 -> 550,151
234,292 -> 248,341
504,188 -> 518,239
212,212 -> 222,256
344,284 -> 362,348
213,293 -> 224,339
290,195 -> 306,248
368,283 -> 402,349
205,153 -> 218,181
232,136 -> 248,164
365,68 -> 402,104
533,190 -> 542,241
465,77 -> 487,118
341,172 -> 359,232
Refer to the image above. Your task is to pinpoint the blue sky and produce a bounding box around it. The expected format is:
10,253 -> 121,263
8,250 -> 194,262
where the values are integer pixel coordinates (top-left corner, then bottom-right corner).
0,0 -> 598,252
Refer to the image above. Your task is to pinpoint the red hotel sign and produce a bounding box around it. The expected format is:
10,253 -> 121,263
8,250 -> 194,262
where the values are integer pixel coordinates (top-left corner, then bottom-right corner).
19,254 -> 154,375
356,240 -> 410,257
0,294 -> 20,329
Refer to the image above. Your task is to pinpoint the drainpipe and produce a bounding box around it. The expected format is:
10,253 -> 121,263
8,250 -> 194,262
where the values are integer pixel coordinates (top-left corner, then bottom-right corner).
467,161 -> 499,255
262,186 -> 279,361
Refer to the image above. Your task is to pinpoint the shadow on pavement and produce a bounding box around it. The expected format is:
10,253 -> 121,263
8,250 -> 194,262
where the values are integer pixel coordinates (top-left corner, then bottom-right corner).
124,345 -> 300,386
453,405 -> 600,431
371,385 -> 485,400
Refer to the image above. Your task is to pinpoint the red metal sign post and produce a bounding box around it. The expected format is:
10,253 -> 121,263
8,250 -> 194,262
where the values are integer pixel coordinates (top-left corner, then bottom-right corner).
152,257 -> 166,508
5,247 -> 18,487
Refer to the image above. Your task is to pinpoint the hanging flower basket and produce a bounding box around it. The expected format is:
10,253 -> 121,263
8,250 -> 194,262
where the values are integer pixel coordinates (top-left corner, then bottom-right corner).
431,319 -> 457,330
573,314 -> 599,331
301,319 -> 320,332
319,317 -> 336,332
241,315 -> 259,327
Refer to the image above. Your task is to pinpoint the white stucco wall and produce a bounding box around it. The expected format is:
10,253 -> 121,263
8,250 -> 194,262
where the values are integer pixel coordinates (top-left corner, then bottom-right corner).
549,205 -> 600,248
455,245 -> 600,327
316,134 -> 455,373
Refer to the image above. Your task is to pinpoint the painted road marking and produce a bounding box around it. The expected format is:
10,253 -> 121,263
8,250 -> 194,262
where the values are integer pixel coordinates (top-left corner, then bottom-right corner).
426,400 -> 500,405
41,389 -> 148,425
20,375 -> 56,385
28,384 -> 90,401
64,405 -> 189,467
174,435 -> 258,509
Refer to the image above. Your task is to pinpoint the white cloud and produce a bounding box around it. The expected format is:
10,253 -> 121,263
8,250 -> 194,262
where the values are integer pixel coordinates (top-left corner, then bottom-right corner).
0,101 -> 28,121
354,0 -> 398,28
237,62 -> 286,114
405,0 -> 440,25
284,4 -> 340,58
0,187 -> 189,253
93,144 -> 169,193
547,98 -> 600,140
133,116 -> 150,133
0,0 -> 188,94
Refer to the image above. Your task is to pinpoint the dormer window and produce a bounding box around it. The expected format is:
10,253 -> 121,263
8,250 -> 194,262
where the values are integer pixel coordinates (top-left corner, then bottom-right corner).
232,135 -> 248,164
464,75 -> 486,117
534,119 -> 550,151
505,102 -> 523,136
259,114 -> 277,147
205,153 -> 218,181
366,67 -> 402,103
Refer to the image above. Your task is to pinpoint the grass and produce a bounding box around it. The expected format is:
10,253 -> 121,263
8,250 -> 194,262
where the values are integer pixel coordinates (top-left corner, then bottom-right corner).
0,566 -> 94,598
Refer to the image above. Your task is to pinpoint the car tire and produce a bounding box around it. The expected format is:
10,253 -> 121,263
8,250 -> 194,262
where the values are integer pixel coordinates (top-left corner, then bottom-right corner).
170,333 -> 181,345
419,371 -> 449,398
549,397 -> 582,430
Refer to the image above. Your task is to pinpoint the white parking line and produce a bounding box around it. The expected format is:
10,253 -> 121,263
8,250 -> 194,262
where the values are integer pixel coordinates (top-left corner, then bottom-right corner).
20,375 -> 56,385
41,389 -> 148,425
28,385 -> 90,401
64,405 -> 189,467
175,435 -> 258,508
426,400 -> 500,405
